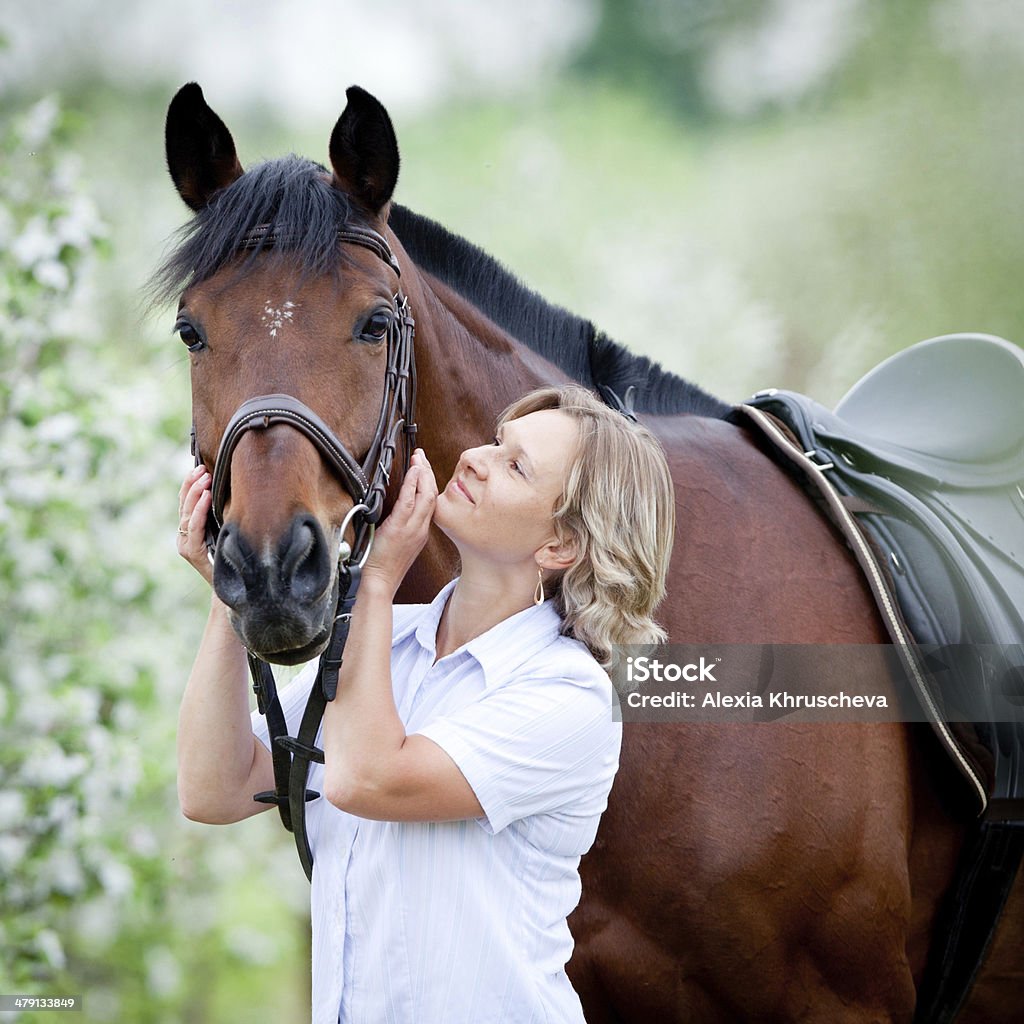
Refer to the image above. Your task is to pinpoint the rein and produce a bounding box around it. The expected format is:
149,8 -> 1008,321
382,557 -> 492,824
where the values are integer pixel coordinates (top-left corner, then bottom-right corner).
191,223 -> 417,880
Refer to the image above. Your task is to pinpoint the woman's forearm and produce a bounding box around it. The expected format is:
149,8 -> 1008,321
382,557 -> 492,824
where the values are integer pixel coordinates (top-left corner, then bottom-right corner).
321,577 -> 407,807
176,597 -> 272,823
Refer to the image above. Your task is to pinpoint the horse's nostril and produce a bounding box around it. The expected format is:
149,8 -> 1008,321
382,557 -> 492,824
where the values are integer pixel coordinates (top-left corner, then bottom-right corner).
281,515 -> 331,603
214,523 -> 250,609
281,520 -> 315,580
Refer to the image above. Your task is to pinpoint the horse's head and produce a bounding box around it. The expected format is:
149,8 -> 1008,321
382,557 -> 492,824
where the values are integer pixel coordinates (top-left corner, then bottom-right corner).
162,83 -> 410,664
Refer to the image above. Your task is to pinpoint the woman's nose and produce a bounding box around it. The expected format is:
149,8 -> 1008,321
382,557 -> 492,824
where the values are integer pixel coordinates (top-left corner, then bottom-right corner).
461,445 -> 491,478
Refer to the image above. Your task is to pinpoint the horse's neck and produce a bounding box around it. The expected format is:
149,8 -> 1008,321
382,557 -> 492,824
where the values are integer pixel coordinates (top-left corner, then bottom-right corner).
409,269 -> 574,460
390,268 -> 574,605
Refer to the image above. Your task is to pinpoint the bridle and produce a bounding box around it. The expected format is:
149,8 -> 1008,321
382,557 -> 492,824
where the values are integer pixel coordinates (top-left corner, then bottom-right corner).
194,224 -> 417,545
190,222 -> 417,880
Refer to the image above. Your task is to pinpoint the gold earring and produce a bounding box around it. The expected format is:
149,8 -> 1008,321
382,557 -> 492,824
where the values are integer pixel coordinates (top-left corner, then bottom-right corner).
534,567 -> 545,606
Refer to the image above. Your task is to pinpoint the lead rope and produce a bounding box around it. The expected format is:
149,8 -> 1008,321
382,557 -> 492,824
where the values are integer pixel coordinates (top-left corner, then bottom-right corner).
249,656 -> 298,831
285,562 -> 363,880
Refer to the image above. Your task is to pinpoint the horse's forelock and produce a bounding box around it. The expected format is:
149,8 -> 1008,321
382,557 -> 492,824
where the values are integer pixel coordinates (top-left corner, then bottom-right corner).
151,155 -> 358,303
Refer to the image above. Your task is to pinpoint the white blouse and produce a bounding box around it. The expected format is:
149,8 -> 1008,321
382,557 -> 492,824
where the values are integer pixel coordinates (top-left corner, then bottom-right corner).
252,577 -> 622,1024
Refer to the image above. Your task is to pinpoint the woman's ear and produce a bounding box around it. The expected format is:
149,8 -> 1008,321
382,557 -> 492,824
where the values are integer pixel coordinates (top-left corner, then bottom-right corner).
538,532 -> 578,572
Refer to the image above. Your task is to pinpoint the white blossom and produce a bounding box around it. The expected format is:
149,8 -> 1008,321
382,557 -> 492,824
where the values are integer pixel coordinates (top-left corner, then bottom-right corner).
97,860 -> 133,899
0,834 -> 31,872
127,826 -> 159,858
0,791 -> 27,830
20,742 -> 88,788
39,848 -> 86,896
145,946 -> 183,998
225,925 -> 280,966
33,258 -> 71,292
33,929 -> 67,970
19,96 -> 60,148
36,412 -> 81,445
11,214 -> 60,268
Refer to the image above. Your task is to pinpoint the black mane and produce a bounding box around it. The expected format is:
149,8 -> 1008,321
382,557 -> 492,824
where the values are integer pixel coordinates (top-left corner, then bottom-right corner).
153,154 -> 729,418
152,156 -> 356,302
388,204 -> 729,418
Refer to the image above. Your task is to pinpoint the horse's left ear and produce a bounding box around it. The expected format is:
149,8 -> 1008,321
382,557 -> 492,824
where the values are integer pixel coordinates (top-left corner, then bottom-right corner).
329,86 -> 400,218
165,83 -> 244,211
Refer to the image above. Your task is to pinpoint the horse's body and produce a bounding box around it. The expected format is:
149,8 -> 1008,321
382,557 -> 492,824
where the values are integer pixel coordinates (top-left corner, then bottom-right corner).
160,83 -> 1022,1021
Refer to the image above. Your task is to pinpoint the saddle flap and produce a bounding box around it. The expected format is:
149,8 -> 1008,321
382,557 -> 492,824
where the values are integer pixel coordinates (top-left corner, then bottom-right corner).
829,334 -> 1024,485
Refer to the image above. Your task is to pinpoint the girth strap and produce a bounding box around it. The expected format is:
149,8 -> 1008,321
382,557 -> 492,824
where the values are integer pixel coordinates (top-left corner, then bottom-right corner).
914,821 -> 1024,1024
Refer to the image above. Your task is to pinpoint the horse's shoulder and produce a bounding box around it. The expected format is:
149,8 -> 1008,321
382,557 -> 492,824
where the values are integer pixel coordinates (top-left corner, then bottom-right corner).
648,410 -> 847,540
647,412 -> 783,485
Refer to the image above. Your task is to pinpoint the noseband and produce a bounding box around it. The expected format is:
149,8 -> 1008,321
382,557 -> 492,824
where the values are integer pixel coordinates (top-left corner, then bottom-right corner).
190,223 -> 418,880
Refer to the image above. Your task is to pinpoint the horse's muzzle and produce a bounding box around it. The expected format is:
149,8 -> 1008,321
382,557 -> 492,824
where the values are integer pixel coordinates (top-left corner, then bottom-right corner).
213,512 -> 336,663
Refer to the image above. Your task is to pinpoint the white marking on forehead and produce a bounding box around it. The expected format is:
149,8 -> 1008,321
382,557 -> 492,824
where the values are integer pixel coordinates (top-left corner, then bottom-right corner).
260,300 -> 297,339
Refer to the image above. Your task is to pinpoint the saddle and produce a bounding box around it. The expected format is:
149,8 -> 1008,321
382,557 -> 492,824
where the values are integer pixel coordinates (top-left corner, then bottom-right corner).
731,333 -> 1024,1024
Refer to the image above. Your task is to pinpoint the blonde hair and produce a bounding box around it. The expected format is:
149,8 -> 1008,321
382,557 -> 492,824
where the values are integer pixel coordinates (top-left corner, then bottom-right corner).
497,384 -> 675,667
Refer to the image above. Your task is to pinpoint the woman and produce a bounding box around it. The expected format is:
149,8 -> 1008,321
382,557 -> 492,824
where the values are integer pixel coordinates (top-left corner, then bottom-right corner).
176,383 -> 675,1024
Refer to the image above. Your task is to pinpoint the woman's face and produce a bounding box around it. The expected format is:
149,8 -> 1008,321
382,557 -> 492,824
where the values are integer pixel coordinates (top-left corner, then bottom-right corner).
434,409 -> 579,565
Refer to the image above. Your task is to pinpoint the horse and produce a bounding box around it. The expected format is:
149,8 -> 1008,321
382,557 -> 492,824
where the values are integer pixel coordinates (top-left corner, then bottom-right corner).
156,82 -> 1023,1023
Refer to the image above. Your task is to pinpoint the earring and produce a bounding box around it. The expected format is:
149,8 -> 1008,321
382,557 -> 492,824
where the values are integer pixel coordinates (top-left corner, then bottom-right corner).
534,567 -> 545,606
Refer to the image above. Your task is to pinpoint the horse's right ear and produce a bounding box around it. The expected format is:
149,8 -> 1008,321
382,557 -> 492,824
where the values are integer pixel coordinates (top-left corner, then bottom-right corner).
329,86 -> 400,218
165,83 -> 244,211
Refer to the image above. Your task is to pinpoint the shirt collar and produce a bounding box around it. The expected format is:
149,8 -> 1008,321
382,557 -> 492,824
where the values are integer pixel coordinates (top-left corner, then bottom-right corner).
398,577 -> 457,650
399,577 -> 564,687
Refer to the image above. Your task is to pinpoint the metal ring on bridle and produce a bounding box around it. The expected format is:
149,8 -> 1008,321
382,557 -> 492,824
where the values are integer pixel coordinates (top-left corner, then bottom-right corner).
336,502 -> 372,565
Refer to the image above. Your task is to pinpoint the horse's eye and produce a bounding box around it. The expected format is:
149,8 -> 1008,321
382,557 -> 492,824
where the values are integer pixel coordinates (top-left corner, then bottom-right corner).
359,311 -> 392,344
175,321 -> 205,353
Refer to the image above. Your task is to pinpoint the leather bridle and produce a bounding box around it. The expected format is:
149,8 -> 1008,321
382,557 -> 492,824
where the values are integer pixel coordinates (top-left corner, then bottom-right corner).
190,222 -> 417,880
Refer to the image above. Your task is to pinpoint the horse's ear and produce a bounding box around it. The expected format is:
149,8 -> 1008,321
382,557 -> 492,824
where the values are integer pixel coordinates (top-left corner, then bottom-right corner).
329,86 -> 400,218
165,83 -> 244,212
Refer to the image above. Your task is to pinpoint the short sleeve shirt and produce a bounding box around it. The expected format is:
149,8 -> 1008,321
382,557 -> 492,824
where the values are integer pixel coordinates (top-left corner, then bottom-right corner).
252,578 -> 622,1024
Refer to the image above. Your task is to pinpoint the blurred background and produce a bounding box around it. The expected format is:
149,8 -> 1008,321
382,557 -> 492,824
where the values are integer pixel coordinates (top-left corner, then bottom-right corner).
2,1 -> 1023,1020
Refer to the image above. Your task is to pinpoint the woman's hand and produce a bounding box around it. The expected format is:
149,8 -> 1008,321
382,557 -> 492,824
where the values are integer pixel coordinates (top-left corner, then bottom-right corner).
362,449 -> 437,598
177,463 -> 214,586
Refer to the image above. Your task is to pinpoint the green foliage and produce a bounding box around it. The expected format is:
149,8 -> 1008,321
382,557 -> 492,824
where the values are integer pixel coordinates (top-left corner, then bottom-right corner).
0,97 -> 307,1024
0,96 -> 128,989
572,0 -> 770,120
400,6 -> 1024,405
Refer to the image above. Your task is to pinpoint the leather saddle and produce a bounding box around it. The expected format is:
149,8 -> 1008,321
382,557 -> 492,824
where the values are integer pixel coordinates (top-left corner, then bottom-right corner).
745,333 -> 1024,792
733,332 -> 1024,1023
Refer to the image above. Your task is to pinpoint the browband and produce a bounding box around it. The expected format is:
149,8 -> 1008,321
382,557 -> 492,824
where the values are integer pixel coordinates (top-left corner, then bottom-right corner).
236,223 -> 402,278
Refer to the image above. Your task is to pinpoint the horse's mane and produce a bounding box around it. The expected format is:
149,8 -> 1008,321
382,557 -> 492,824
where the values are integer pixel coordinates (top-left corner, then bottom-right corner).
388,204 -> 730,419
151,154 -> 730,419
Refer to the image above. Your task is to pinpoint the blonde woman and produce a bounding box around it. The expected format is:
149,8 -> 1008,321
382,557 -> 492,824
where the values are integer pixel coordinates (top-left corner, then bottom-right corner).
176,384 -> 675,1024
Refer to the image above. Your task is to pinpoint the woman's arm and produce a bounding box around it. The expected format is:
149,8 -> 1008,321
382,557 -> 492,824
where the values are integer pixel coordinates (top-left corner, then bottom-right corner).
321,452 -> 483,822
174,465 -> 275,823
176,596 -> 276,823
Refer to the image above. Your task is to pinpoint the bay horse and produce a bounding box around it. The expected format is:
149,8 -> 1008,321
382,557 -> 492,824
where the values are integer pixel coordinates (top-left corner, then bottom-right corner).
157,83 -> 1023,1022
